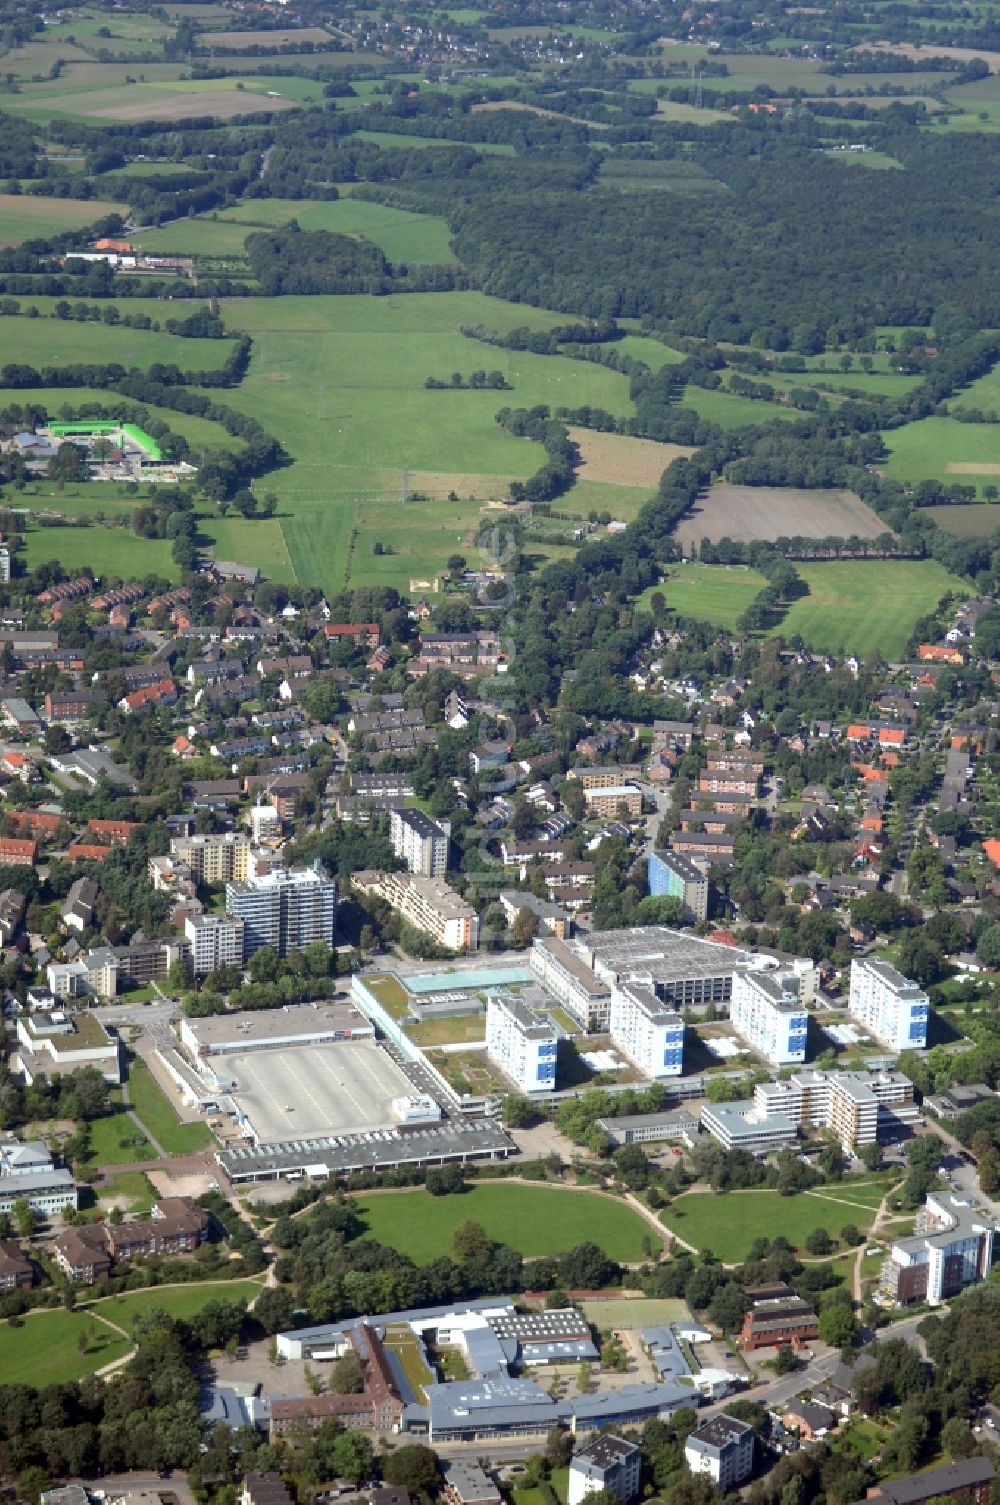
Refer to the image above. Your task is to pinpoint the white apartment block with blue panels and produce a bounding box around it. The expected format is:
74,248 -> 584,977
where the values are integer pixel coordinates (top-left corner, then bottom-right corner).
849,957 -> 929,1051
610,981 -> 684,1079
729,968 -> 808,1067
486,991 -> 558,1092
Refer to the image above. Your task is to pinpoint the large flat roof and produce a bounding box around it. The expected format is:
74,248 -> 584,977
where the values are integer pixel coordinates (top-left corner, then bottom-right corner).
185,1002 -> 368,1049
218,1117 -> 514,1179
582,926 -> 748,984
218,1038 -> 412,1143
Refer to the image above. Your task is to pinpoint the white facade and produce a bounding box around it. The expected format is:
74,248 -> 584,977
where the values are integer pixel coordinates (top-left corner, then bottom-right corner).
226,864 -> 337,957
729,968 -> 807,1066
185,913 -> 246,974
609,981 -> 683,1079
568,1437 -> 641,1505
351,871 -> 478,951
849,958 -> 929,1050
685,1417 -> 754,1490
250,803 -> 281,843
486,991 -> 557,1092
753,1067 -> 918,1152
390,807 -> 450,877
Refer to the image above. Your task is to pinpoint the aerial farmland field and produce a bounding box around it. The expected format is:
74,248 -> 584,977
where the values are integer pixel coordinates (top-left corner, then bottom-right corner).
672,484 -> 888,551
213,291 -> 639,594
0,194 -> 128,246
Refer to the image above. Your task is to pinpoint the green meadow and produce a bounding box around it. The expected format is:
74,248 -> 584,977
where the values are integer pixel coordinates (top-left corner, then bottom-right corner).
213,290 -> 637,594
0,314 -> 234,370
212,196 -> 458,263
355,1183 -> 659,1263
639,564 -> 768,630
773,559 -> 969,658
0,194 -> 128,246
882,415 -> 1000,496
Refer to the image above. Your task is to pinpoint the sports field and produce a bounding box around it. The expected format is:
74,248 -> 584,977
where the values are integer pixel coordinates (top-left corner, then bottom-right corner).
20,524 -> 178,581
772,559 -> 968,658
218,1039 -> 413,1142
0,193 -> 128,246
214,291 -> 636,594
581,1297 -> 690,1328
662,1183 -> 889,1263
0,1310 -> 130,1385
355,1183 -> 661,1262
640,564 -> 768,628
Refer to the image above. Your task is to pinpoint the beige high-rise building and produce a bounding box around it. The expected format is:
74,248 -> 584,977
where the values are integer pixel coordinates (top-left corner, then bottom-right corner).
171,832 -> 251,884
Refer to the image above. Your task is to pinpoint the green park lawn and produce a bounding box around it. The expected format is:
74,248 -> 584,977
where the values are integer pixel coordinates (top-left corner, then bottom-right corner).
772,559 -> 969,658
127,1060 -> 212,1155
638,564 -> 768,631
84,1106 -> 154,1167
355,1183 -> 660,1263
662,1185 -> 887,1263
213,290 -> 637,594
89,1278 -> 264,1332
0,1309 -> 130,1384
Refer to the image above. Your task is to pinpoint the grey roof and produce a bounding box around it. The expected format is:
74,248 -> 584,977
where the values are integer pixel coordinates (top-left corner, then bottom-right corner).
641,1326 -> 693,1382
572,1435 -> 641,1477
857,1458 -> 994,1505
424,1377 -> 565,1430
465,1323 -> 514,1378
596,1110 -> 700,1136
0,1167 -> 75,1194
651,849 -> 706,883
687,1414 -> 753,1455
218,1118 -> 514,1180
440,1460 -> 501,1505
279,1298 -> 514,1354
570,1381 -> 697,1418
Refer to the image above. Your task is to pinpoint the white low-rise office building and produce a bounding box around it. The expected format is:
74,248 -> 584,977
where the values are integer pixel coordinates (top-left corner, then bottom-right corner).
700,1101 -> 797,1156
